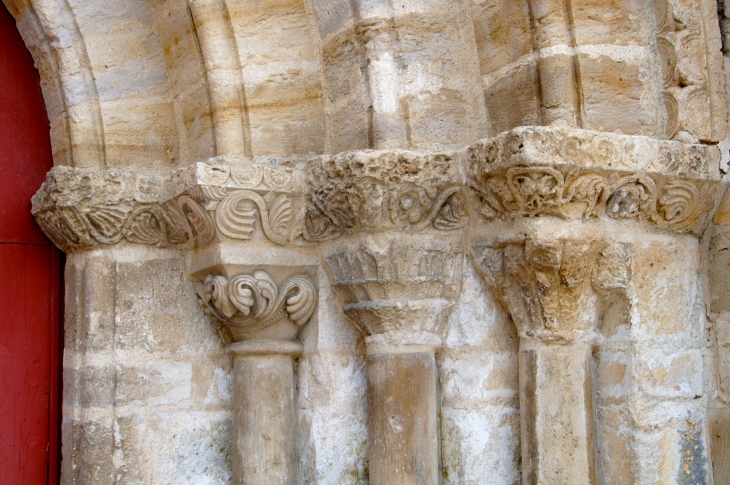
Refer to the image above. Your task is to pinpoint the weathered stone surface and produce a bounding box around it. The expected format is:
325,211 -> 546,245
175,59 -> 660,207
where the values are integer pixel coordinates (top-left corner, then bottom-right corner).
10,1 -> 730,483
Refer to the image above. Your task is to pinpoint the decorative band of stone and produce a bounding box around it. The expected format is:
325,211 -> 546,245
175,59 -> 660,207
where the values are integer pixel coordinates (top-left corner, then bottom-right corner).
227,340 -> 304,357
31,127 -> 722,253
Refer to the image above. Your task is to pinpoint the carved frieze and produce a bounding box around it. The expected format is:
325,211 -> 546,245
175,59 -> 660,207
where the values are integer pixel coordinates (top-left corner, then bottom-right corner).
197,270 -> 317,341
304,150 -> 468,242
32,127 -> 721,252
465,127 -> 721,234
31,161 -> 301,252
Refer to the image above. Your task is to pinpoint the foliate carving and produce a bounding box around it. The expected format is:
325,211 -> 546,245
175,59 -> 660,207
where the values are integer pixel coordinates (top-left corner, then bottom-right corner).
32,161 -> 301,252
466,127 -> 720,234
472,238 -> 631,341
31,167 -> 215,252
32,127 -> 720,252
305,151 -> 467,241
197,270 -> 317,336
470,166 -> 714,231
324,242 -> 463,338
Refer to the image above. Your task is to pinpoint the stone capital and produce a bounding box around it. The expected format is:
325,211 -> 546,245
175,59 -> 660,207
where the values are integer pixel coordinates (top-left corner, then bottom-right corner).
324,235 -> 463,348
303,149 -> 467,242
473,237 -> 631,343
195,268 -> 317,343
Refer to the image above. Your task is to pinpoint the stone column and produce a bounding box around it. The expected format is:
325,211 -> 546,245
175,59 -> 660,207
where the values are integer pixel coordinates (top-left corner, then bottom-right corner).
474,238 -> 630,484
305,147 -> 467,484
325,237 -> 463,485
196,270 -> 317,485
465,126 -> 721,485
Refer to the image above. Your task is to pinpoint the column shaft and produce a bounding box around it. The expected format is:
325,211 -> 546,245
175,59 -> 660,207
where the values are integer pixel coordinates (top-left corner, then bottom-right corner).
520,344 -> 596,485
232,349 -> 298,485
367,350 -> 440,485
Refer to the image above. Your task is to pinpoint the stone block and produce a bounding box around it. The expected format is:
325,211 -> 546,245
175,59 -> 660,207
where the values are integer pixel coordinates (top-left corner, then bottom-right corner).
440,407 -> 520,485
180,84 -> 216,161
579,54 -> 653,136
716,317 -> 730,394
595,406 -> 637,485
115,361 -> 192,407
115,258 -> 222,355
637,350 -> 703,399
633,240 -> 699,337
74,417 -> 116,485
471,0 -> 533,76
149,0 -> 206,98
571,0 -> 650,46
710,232 -> 730,313
713,189 -> 730,226
596,351 -> 632,402
114,413 -> 146,485
710,407 -> 730,485
484,62 -> 540,135
100,101 -> 179,168
146,412 -> 232,484
440,350 -> 518,406
78,365 -> 116,408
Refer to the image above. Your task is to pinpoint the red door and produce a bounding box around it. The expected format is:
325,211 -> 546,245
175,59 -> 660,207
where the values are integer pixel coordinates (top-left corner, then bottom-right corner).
0,4 -> 62,484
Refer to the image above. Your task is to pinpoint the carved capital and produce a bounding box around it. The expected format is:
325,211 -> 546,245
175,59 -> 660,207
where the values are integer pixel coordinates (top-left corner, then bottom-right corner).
196,270 -> 317,342
473,237 -> 631,343
465,126 -> 721,234
304,150 -> 467,242
324,237 -> 463,346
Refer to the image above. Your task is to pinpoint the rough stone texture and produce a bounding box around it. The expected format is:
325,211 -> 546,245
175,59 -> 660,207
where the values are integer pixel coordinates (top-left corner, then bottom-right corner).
8,0 -> 730,483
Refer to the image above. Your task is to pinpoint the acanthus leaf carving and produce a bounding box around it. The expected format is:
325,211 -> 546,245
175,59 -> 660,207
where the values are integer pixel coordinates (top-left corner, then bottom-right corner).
197,270 -> 317,335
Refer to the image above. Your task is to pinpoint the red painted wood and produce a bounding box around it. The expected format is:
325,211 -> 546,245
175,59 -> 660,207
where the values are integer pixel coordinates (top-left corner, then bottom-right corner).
0,3 -> 62,485
0,3 -> 54,244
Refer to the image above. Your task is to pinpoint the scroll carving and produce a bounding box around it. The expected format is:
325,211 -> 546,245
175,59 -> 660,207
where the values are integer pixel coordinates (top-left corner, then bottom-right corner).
31,127 -> 720,251
470,166 -> 714,232
305,151 -> 468,241
197,270 -> 317,337
655,0 -> 726,142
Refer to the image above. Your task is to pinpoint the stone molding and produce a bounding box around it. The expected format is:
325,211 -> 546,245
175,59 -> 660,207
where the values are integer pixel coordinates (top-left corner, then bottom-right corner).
32,127 -> 721,253
196,270 -> 317,342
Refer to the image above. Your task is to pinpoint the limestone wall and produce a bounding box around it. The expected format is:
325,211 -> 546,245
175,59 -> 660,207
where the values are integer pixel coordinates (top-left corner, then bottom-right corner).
5,0 -> 730,484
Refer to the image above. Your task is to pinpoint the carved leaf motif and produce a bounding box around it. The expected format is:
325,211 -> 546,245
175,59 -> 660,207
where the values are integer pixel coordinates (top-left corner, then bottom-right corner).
268,194 -> 293,240
198,271 -> 317,333
215,191 -> 258,240
125,208 -> 168,245
84,206 -> 132,242
303,203 -> 341,242
177,195 -> 215,245
434,193 -> 467,230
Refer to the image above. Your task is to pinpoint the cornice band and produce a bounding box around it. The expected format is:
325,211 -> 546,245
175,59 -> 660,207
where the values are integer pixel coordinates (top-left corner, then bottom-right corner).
32,126 -> 722,253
